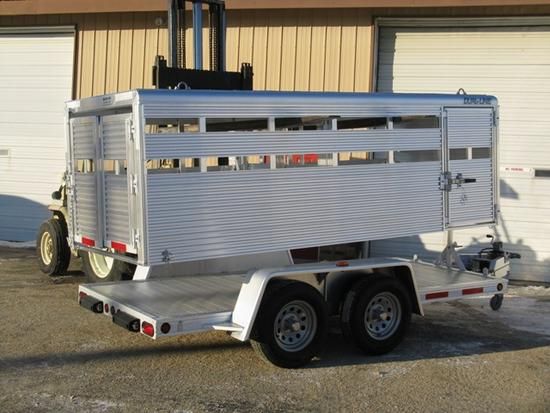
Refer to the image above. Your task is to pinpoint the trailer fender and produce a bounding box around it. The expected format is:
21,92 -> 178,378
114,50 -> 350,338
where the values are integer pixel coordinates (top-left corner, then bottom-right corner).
230,258 -> 423,342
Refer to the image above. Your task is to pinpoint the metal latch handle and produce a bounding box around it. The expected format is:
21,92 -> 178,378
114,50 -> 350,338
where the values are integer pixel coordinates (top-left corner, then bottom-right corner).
440,172 -> 477,191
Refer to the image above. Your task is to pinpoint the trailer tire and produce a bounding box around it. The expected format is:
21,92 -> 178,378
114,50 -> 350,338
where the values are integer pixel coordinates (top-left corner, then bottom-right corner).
81,251 -> 135,283
341,275 -> 411,355
250,282 -> 328,368
36,218 -> 71,276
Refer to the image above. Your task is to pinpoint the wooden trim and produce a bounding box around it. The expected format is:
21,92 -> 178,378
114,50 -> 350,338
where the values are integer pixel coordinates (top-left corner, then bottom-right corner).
2,0 -> 550,16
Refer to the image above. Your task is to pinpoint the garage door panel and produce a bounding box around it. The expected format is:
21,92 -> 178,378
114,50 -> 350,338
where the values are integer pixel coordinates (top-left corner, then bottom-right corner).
0,31 -> 74,242
374,23 -> 550,283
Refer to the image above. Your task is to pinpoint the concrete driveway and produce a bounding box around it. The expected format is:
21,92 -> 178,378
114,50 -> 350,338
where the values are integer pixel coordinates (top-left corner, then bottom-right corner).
0,246 -> 549,412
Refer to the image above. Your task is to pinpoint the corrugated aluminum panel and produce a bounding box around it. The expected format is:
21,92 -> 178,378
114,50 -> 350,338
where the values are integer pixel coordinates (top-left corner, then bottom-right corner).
145,129 -> 441,159
0,32 -> 74,241
447,108 -> 493,149
139,90 -> 454,119
72,117 -> 96,159
104,174 -> 130,244
448,159 -> 494,227
145,163 -> 444,265
102,113 -> 129,160
373,24 -> 550,282
73,173 -> 96,239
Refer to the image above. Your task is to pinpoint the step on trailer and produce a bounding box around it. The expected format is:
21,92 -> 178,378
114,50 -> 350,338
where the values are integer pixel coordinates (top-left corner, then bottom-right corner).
70,89 -> 518,367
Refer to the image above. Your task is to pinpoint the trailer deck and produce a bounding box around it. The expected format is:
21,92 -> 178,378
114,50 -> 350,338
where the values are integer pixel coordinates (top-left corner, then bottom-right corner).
79,260 -> 506,340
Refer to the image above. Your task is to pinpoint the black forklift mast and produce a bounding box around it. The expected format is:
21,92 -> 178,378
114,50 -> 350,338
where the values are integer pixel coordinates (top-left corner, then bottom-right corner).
153,0 -> 253,90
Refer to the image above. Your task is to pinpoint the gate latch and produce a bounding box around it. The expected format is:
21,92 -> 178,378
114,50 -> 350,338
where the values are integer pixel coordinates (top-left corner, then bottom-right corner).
440,172 -> 477,191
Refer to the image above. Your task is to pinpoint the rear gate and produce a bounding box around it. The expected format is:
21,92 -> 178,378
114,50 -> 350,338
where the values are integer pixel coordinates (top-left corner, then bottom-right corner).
67,112 -> 137,255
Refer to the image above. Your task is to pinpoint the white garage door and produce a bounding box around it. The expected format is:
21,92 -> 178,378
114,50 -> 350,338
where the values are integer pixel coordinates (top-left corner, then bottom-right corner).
0,28 -> 74,241
372,20 -> 550,283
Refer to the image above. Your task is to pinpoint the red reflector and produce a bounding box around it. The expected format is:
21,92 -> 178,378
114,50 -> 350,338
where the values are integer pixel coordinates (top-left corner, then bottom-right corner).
104,303 -> 109,313
426,291 -> 449,300
111,241 -> 127,253
79,291 -> 87,299
462,287 -> 484,295
142,322 -> 154,337
82,236 -> 95,247
335,261 -> 349,267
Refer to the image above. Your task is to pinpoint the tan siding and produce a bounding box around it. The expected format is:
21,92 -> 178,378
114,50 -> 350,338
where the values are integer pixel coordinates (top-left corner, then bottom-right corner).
251,11 -> 268,90
280,11 -> 298,90
0,9 -> 375,97
105,13 -> 121,93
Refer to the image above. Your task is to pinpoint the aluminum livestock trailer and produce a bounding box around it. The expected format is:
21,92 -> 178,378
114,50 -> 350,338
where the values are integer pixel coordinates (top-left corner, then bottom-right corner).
69,89 -> 517,367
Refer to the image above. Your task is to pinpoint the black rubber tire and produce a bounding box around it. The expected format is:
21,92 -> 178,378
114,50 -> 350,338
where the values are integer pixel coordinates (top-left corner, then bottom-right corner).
36,218 -> 71,276
81,250 -> 135,283
250,281 -> 328,368
490,294 -> 504,311
341,275 -> 412,355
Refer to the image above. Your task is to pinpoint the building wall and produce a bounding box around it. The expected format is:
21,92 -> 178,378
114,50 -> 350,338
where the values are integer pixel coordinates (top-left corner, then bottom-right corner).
0,9 -> 374,98
3,5 -> 550,98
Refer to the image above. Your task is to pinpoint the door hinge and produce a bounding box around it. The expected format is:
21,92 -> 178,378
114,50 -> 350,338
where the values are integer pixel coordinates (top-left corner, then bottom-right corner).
132,228 -> 140,248
130,174 -> 138,194
126,118 -> 135,141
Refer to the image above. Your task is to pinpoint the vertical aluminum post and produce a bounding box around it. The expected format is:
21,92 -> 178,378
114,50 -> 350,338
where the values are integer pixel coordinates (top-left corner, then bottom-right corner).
192,1 -> 203,70
167,0 -> 179,67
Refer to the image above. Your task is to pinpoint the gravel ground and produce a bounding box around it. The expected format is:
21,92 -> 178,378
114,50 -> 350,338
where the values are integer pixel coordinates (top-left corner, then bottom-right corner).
0,246 -> 549,413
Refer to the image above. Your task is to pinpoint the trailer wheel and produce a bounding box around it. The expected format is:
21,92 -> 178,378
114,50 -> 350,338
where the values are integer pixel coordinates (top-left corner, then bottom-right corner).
81,251 -> 135,283
250,282 -> 328,368
341,275 -> 411,355
36,218 -> 71,276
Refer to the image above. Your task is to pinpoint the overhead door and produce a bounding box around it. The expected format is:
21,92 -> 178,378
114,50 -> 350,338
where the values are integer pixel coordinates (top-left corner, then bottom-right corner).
0,29 -> 74,241
372,21 -> 550,283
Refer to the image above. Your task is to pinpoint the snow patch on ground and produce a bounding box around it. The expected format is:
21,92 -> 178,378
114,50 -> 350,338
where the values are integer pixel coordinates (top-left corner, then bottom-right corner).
0,240 -> 35,248
464,287 -> 550,337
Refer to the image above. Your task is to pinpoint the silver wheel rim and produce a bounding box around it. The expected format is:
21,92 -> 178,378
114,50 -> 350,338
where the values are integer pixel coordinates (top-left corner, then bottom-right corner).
40,232 -> 53,265
273,300 -> 317,352
364,292 -> 401,340
89,252 -> 114,279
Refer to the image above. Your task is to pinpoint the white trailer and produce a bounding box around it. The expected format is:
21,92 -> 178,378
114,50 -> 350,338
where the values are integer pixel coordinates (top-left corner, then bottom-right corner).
70,89 -> 517,367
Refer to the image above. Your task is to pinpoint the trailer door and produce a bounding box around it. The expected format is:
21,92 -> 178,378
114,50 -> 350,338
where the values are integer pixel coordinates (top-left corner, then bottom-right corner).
444,107 -> 497,228
68,112 -> 136,255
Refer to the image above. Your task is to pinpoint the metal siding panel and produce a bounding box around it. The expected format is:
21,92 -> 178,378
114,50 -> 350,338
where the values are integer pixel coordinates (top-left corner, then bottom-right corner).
225,11 -> 240,72
105,13 -> 121,94
324,17 -> 341,92
280,11 -> 297,91
72,117 -> 96,159
339,10 -> 357,92
93,14 -> 108,96
0,32 -> 74,240
73,173 -> 97,238
143,16 -> 159,88
102,113 -> 129,160
294,11 -> 312,91
309,11 -> 327,91
79,13 -> 96,98
354,10 -> 372,92
265,12 -> 283,91
130,13 -> 146,89
104,174 -> 130,244
117,13 -> 133,92
146,163 -> 443,264
375,24 -> 550,282
238,11 -> 254,73
251,11 -> 268,91
145,129 -> 441,158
